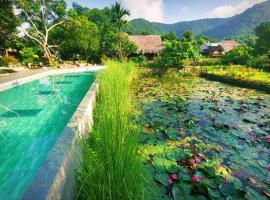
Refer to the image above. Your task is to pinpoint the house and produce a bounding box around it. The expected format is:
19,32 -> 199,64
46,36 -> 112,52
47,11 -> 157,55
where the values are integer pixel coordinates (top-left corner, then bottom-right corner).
128,35 -> 164,59
200,40 -> 240,56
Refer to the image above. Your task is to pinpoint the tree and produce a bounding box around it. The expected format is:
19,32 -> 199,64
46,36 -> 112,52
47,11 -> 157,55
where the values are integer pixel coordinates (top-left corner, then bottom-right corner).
255,21 -> 270,54
222,45 -> 253,65
0,1 -> 20,48
158,40 -> 200,67
52,10 -> 100,62
110,2 -> 131,59
161,32 -> 178,41
181,30 -> 194,43
15,0 -> 66,65
110,2 -> 130,32
77,6 -> 119,58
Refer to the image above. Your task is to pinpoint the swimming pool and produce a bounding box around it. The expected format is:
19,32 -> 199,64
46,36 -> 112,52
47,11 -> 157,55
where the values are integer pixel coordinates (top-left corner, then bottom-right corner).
0,72 -> 96,199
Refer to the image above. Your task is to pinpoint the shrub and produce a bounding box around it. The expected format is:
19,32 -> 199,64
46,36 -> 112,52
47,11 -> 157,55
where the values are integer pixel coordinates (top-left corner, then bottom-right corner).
153,40 -> 200,68
1,55 -> 20,67
248,53 -> 270,69
129,55 -> 146,66
222,45 -> 253,65
20,47 -> 44,65
184,57 -> 222,66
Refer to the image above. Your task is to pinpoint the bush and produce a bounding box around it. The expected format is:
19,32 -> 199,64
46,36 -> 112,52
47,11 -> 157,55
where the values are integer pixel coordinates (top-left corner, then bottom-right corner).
183,57 -> 222,66
20,47 -> 44,65
152,40 -> 200,68
1,55 -> 20,67
248,53 -> 270,69
222,45 -> 253,65
129,55 -> 146,66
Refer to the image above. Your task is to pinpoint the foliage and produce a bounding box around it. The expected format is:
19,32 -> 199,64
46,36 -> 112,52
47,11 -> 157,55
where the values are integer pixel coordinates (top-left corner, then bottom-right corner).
0,1 -> 20,48
129,55 -> 147,66
110,2 -> 130,32
53,11 -> 100,62
248,53 -> 270,69
161,32 -> 178,41
19,47 -> 44,65
196,34 -> 217,46
183,57 -> 222,67
255,21 -> 270,54
1,55 -> 20,67
15,0 -> 67,65
203,65 -> 270,85
133,68 -> 270,199
76,61 -> 151,200
76,6 -> 120,59
122,38 -> 138,58
222,45 -> 253,65
154,39 -> 200,67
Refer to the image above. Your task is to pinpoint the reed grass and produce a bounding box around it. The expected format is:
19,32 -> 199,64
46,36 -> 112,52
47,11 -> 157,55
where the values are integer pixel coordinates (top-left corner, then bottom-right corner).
76,60 -> 147,200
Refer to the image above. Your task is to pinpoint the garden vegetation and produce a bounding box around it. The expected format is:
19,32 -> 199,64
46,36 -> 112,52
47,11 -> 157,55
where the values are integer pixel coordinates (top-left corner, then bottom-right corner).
76,61 -> 155,200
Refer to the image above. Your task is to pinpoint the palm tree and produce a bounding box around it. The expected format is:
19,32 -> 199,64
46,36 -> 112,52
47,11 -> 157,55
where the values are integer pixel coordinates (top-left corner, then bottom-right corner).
111,2 -> 130,32
110,2 -> 130,59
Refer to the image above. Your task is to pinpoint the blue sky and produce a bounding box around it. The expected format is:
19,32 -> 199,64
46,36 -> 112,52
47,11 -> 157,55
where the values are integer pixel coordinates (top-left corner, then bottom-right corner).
66,0 -> 266,23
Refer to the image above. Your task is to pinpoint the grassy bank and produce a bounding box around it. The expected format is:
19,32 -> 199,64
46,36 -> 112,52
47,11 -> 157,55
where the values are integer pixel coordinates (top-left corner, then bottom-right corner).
76,61 -> 146,200
201,65 -> 270,92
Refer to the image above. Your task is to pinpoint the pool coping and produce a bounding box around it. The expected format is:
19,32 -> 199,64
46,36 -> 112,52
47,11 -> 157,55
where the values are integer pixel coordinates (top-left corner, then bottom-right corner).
0,66 -> 103,92
0,67 -> 103,200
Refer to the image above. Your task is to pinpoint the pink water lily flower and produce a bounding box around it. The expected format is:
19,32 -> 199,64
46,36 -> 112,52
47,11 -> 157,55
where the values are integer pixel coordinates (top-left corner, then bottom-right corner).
266,166 -> 270,172
223,179 -> 229,184
195,157 -> 201,163
192,176 -> 199,183
251,133 -> 259,140
265,137 -> 270,142
167,179 -> 173,184
200,176 -> 205,181
171,174 -> 177,180
192,166 -> 197,171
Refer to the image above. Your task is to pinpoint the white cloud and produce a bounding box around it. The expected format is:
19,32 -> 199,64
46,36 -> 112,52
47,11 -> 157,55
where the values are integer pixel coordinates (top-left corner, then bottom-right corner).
209,0 -> 267,18
180,5 -> 189,14
121,0 -> 164,22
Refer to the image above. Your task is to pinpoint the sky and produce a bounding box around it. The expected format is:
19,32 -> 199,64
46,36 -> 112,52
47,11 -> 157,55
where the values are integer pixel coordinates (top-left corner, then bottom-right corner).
65,0 -> 267,23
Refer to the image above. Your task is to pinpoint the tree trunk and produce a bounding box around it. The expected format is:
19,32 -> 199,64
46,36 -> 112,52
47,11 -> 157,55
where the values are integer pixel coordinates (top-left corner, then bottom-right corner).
43,46 -> 52,65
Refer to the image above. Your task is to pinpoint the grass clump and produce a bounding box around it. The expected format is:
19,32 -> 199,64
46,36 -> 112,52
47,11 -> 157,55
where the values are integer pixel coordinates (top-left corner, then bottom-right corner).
203,65 -> 270,85
76,60 -> 146,200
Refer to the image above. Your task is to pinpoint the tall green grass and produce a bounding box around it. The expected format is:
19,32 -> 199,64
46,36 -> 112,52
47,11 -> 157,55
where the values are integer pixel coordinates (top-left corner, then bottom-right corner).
76,61 -> 146,200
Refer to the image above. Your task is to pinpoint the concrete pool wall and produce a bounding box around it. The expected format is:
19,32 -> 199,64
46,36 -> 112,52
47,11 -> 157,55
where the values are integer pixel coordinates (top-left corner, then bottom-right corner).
0,67 -> 103,200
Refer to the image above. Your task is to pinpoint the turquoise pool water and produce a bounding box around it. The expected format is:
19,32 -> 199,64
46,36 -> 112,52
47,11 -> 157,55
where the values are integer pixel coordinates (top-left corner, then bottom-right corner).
0,72 -> 96,199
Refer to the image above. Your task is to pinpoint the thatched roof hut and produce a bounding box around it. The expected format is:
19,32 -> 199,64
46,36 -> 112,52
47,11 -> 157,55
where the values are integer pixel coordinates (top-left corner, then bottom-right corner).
219,40 -> 240,53
200,40 -> 240,56
128,35 -> 164,54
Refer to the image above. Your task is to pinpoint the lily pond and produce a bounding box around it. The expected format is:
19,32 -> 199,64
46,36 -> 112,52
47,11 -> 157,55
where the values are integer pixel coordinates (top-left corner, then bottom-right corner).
133,69 -> 270,200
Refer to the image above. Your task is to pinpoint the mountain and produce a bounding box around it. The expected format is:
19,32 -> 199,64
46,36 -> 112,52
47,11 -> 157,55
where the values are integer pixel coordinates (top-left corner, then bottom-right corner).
128,0 -> 270,39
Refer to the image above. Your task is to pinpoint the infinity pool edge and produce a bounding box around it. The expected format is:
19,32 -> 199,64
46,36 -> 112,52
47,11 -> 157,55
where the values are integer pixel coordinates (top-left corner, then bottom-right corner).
0,67 -> 102,200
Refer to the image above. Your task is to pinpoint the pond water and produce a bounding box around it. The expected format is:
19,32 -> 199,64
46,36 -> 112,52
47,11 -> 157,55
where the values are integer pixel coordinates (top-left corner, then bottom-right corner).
0,72 -> 96,200
134,74 -> 270,199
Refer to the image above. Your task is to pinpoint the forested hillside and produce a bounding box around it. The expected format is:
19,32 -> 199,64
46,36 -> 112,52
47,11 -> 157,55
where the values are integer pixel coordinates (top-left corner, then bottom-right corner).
129,0 -> 270,39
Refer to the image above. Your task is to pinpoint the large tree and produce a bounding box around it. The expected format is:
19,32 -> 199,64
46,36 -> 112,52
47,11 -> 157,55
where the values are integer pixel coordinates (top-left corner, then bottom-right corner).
16,0 -> 66,65
255,21 -> 270,54
52,10 -> 100,62
0,1 -> 20,48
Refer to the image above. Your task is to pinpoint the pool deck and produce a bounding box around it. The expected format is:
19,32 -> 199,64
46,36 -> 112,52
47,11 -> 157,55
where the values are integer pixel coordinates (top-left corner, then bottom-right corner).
0,69 -> 50,84
0,66 -> 103,92
0,67 -> 103,200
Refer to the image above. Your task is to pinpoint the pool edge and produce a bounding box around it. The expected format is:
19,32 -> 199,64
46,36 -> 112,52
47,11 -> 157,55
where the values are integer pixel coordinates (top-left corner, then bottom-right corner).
0,66 -> 103,92
21,71 -> 100,200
